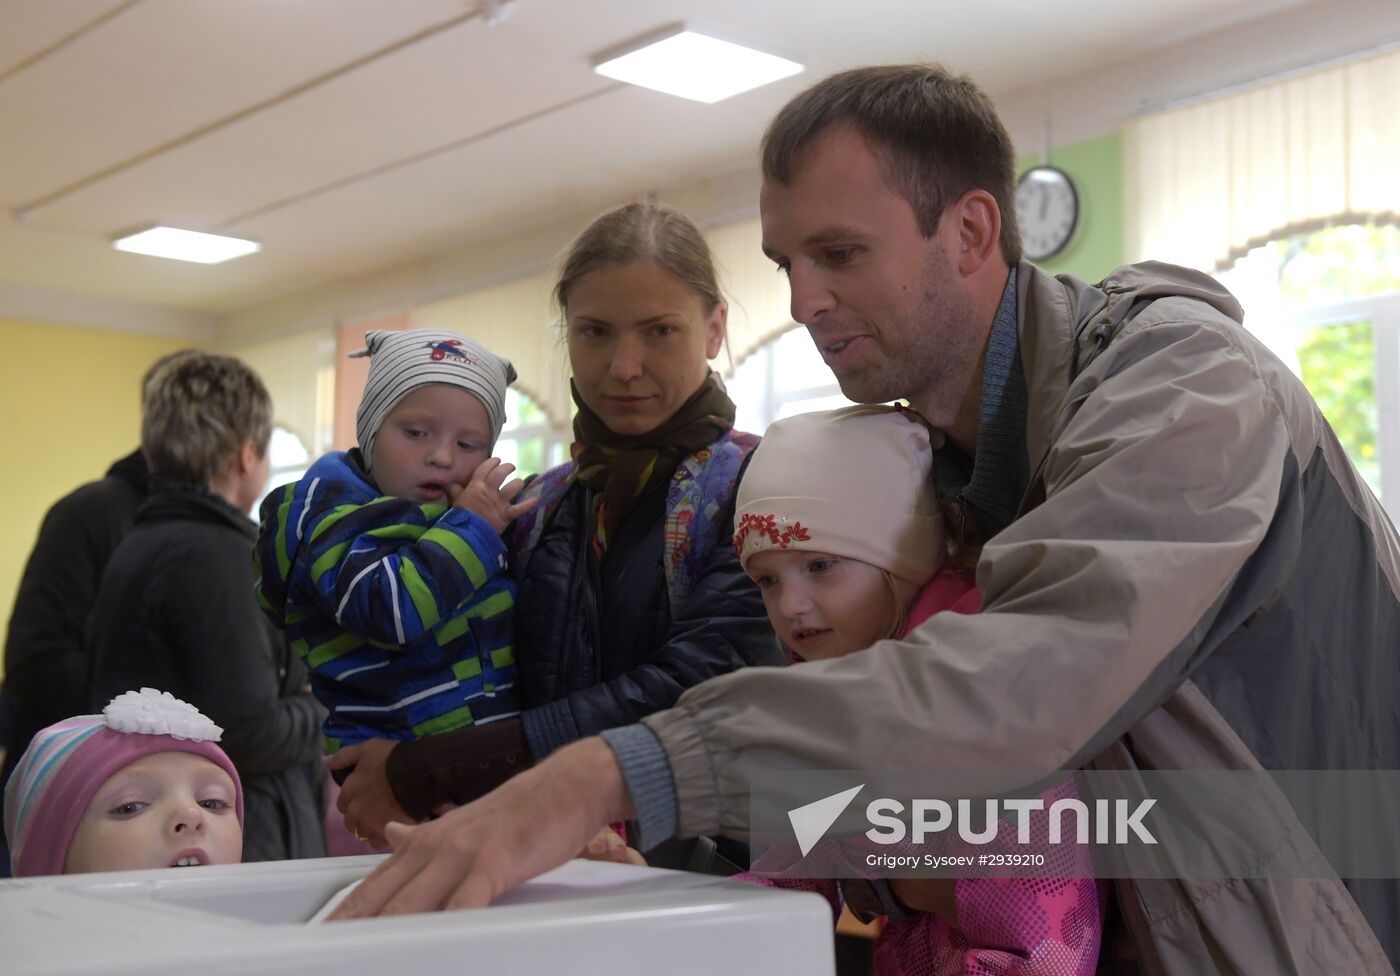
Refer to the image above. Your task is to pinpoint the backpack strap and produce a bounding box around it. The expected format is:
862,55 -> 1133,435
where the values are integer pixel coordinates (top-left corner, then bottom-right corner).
510,462 -> 576,583
662,431 -> 761,618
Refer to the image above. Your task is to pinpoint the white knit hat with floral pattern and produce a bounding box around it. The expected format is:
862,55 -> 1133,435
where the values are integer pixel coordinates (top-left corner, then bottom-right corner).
734,405 -> 944,585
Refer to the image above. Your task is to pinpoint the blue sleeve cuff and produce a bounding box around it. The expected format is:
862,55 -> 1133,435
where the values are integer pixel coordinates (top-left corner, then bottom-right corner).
522,698 -> 581,759
599,724 -> 679,852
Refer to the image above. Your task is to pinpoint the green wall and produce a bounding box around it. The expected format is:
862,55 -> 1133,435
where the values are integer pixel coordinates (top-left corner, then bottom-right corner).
1016,131 -> 1124,283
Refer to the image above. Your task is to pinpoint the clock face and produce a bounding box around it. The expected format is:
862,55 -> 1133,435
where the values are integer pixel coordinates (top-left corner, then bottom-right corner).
1015,166 -> 1079,261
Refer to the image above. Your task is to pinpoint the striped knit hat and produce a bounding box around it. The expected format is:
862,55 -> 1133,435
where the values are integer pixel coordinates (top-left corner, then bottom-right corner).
353,329 -> 517,469
3,689 -> 243,877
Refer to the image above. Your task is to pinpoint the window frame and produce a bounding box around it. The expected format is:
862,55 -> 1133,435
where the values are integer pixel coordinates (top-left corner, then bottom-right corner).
1281,291 -> 1400,516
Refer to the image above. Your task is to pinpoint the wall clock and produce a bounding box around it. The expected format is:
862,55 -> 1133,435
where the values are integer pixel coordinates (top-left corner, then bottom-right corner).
1015,165 -> 1079,262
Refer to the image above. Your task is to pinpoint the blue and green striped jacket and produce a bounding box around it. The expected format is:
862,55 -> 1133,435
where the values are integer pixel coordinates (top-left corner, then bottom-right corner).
254,451 -> 518,751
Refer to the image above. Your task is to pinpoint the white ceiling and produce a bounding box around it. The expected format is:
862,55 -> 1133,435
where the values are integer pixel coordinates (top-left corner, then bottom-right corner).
0,0 -> 1391,331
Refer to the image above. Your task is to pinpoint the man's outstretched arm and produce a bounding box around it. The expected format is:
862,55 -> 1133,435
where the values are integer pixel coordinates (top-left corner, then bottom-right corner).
328,736 -> 636,918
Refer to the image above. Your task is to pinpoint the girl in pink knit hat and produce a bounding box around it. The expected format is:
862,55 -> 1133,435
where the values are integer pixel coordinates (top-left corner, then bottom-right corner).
4,688 -> 244,877
729,404 -> 1103,976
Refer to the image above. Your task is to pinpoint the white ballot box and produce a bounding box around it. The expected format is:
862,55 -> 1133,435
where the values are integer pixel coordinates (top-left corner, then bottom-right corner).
0,855 -> 834,975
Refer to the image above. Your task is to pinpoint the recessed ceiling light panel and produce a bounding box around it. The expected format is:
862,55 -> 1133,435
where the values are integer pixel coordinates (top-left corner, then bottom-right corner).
595,27 -> 802,104
112,226 -> 261,264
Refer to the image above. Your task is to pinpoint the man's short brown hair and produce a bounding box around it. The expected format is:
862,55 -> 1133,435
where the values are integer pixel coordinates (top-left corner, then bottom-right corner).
761,64 -> 1023,265
141,352 -> 272,487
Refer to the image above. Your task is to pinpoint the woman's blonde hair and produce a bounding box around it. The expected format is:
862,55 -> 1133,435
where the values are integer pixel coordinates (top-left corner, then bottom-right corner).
554,202 -> 724,318
879,569 -> 911,641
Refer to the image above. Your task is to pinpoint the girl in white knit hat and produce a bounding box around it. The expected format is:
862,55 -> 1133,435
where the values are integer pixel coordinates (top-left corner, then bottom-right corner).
730,404 -> 1103,976
733,404 -> 977,661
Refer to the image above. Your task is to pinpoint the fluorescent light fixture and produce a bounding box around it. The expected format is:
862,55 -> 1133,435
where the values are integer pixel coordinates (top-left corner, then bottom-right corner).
112,226 -> 260,264
595,27 -> 802,104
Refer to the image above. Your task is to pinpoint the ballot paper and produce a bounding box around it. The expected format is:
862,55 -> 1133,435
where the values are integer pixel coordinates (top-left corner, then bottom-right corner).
307,878 -> 362,923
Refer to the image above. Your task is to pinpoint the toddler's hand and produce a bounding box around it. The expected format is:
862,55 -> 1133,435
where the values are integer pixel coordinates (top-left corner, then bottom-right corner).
450,458 -> 539,534
580,826 -> 647,867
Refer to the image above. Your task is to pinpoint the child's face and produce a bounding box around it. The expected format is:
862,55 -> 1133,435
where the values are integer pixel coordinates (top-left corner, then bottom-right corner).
370,384 -> 493,502
746,549 -> 918,661
64,752 -> 242,874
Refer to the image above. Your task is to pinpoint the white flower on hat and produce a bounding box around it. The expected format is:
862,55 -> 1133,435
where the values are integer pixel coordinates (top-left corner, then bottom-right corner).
103,688 -> 224,742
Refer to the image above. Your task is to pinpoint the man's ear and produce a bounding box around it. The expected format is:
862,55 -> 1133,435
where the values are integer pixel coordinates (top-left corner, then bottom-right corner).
950,189 -> 1002,276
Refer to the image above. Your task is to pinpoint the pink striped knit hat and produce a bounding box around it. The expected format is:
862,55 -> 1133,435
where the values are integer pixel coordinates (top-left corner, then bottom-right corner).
3,689 -> 243,877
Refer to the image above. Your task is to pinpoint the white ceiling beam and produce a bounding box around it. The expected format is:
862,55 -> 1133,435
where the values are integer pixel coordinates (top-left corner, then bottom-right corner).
0,280 -> 216,339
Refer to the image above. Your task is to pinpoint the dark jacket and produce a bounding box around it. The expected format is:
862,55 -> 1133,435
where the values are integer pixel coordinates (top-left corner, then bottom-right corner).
254,450 -> 518,749
86,487 -> 327,863
514,477 -> 784,760
4,450 -> 147,729
2,451 -> 148,825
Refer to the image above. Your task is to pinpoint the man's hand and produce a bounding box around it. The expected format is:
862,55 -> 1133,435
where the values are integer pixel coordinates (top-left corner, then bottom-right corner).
328,737 -> 633,919
450,458 -> 539,534
325,739 -> 412,849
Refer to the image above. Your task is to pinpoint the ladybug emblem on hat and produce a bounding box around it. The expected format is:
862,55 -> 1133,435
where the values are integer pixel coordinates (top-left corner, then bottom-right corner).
427,339 -> 475,364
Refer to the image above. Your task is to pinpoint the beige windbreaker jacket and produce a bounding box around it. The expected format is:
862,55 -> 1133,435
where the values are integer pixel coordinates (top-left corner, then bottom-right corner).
642,261 -> 1397,974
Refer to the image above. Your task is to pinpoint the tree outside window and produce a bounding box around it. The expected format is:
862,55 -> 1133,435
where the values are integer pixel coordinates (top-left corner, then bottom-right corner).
1218,223 -> 1400,510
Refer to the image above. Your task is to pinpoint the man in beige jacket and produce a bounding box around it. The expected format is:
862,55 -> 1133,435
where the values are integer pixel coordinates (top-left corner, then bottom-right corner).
334,65 -> 1397,973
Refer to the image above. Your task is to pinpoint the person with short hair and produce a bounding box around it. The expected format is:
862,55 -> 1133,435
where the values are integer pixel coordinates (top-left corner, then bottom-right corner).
87,352 -> 325,863
332,66 -> 1397,973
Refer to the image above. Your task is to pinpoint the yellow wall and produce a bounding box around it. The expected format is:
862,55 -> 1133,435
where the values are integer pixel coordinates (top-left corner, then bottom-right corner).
0,319 -> 189,669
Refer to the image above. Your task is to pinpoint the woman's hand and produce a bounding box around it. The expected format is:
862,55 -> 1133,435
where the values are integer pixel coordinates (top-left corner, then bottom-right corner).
325,739 -> 413,849
580,826 -> 648,867
450,458 -> 539,534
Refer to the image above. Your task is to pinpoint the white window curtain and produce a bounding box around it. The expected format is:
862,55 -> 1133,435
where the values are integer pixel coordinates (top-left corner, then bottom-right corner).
706,217 -> 796,370
1125,46 -> 1400,272
410,216 -> 795,426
